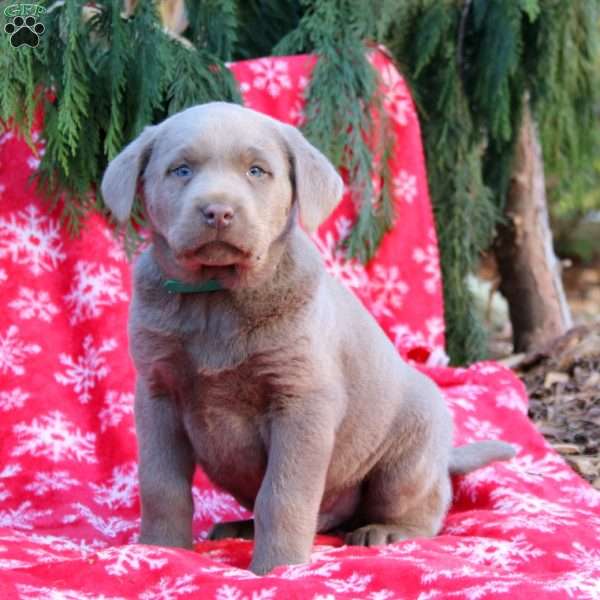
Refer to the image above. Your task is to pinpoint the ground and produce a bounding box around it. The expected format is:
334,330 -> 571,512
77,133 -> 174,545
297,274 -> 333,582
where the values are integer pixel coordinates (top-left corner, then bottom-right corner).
479,258 -> 600,490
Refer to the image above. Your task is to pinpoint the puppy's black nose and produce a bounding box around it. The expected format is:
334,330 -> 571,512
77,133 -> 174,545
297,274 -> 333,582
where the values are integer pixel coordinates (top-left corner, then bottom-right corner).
200,204 -> 234,229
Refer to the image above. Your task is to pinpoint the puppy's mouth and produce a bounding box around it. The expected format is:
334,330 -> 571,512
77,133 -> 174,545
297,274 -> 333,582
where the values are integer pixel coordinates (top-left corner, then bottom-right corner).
178,241 -> 249,267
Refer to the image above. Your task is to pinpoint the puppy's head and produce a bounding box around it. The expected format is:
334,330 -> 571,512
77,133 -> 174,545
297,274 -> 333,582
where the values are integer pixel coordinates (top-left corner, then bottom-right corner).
101,102 -> 343,287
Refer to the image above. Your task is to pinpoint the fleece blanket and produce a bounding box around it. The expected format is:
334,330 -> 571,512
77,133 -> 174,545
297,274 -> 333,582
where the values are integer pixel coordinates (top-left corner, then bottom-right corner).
0,49 -> 599,600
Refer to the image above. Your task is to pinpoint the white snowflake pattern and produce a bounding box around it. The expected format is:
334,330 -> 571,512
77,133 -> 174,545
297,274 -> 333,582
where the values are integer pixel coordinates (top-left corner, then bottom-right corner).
471,362 -> 505,376
490,488 -> 573,518
139,574 -> 200,600
95,545 -> 168,576
64,503 -> 136,540
0,267 -> 6,281
463,416 -> 504,440
442,517 -> 480,536
550,571 -> 600,600
9,286 -> 59,322
444,384 -> 488,414
458,464 -> 510,503
98,390 -> 134,432
412,231 -> 441,295
501,453 -> 572,485
249,58 -> 292,97
90,462 -> 138,509
556,541 -> 600,575
393,170 -> 418,204
554,542 -> 600,600
379,62 -> 416,126
324,572 -> 372,593
279,560 -> 341,580
367,264 -> 410,318
25,470 -> 80,496
27,155 -> 40,170
0,386 -> 29,411
197,564 -> 257,580
64,261 -> 128,325
312,216 -> 368,292
0,464 -> 21,501
0,204 -> 66,275
441,534 -> 544,570
54,335 -> 118,403
17,584 -> 125,600
480,512 -> 578,535
420,563 -> 486,585
0,324 -> 41,376
560,485 -> 600,508
0,557 -> 34,570
288,98 -> 306,127
0,130 -> 15,145
22,545 -> 82,566
495,387 -> 528,413
0,501 -> 52,530
15,530 -> 107,554
362,591 -> 396,600
102,228 -> 128,262
446,580 -> 523,600
12,410 -> 97,463
193,487 -> 247,526
215,585 -> 277,600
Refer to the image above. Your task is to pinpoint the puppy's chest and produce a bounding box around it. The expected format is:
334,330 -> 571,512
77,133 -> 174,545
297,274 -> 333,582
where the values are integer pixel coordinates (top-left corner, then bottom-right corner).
181,358 -> 275,502
147,317 -> 313,504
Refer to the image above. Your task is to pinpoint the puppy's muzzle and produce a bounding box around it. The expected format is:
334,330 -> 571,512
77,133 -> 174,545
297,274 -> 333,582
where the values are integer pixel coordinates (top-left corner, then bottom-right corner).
200,203 -> 234,230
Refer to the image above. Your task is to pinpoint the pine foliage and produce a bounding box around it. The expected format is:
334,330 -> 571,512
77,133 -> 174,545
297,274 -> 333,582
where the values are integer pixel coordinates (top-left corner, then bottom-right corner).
383,0 -> 599,363
1,0 -> 598,363
275,0 -> 393,262
1,0 -> 239,236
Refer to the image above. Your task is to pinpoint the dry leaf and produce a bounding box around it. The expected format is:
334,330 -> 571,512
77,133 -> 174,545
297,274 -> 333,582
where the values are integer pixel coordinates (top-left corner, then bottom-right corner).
544,371 -> 569,388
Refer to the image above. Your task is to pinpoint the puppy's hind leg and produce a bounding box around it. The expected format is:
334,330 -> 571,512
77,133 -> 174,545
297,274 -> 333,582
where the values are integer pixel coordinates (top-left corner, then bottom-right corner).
346,457 -> 452,547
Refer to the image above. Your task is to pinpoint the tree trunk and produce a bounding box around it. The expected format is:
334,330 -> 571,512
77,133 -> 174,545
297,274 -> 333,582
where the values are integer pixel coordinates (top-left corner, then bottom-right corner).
494,100 -> 572,353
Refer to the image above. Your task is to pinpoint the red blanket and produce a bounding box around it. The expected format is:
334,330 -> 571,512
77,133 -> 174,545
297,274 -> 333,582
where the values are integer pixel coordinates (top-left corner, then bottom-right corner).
1,50 -> 599,599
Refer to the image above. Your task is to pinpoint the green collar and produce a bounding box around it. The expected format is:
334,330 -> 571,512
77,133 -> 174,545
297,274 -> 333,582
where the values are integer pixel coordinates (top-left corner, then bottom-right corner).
163,279 -> 224,294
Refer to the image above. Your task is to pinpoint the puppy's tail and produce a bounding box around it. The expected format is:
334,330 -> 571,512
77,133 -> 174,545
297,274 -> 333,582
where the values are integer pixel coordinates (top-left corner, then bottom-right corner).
449,441 -> 516,475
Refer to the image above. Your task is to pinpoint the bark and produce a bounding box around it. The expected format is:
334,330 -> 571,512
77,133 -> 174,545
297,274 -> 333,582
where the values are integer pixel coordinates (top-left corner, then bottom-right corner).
494,100 -> 572,353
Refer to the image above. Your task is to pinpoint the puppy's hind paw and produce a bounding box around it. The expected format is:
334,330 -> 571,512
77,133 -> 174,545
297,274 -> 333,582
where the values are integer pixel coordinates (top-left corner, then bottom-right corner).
346,524 -> 412,547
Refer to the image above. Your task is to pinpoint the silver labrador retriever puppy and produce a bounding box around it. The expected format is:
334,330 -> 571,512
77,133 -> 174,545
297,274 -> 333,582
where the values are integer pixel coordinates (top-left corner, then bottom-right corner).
101,102 -> 515,575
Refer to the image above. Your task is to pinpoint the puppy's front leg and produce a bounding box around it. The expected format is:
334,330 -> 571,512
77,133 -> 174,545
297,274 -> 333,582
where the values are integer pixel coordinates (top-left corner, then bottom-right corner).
135,380 -> 196,549
250,412 -> 334,575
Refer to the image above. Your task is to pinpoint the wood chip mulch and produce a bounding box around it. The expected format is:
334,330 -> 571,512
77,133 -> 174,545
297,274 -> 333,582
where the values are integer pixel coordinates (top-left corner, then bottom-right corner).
505,323 -> 600,489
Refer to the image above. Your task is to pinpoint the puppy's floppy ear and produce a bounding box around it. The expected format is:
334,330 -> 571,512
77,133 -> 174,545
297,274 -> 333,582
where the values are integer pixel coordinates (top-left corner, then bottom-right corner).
100,125 -> 157,223
280,123 -> 344,232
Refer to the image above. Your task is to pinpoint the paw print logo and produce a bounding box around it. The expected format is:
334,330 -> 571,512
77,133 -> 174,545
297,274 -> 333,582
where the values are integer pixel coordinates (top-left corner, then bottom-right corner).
4,15 -> 45,48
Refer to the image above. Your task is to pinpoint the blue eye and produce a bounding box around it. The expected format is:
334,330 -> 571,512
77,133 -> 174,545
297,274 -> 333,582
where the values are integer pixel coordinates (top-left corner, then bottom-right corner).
248,165 -> 266,178
172,164 -> 192,178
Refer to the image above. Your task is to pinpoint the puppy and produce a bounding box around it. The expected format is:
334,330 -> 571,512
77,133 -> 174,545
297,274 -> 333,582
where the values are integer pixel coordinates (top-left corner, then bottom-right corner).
101,102 -> 515,575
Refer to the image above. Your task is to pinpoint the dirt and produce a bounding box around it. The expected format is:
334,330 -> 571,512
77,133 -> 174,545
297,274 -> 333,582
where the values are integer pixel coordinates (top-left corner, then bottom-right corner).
479,258 -> 600,490
507,323 -> 600,489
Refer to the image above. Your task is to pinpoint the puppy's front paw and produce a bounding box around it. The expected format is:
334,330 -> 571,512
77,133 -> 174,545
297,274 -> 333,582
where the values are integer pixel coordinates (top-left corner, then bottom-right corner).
249,558 -> 273,576
208,519 -> 255,540
346,524 -> 411,546
249,547 -> 308,575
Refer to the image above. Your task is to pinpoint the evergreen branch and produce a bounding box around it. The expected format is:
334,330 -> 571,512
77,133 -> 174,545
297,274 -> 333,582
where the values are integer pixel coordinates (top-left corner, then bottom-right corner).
56,0 -> 90,176
103,0 -> 131,160
275,0 -> 394,262
164,42 -> 240,115
185,0 -> 238,61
